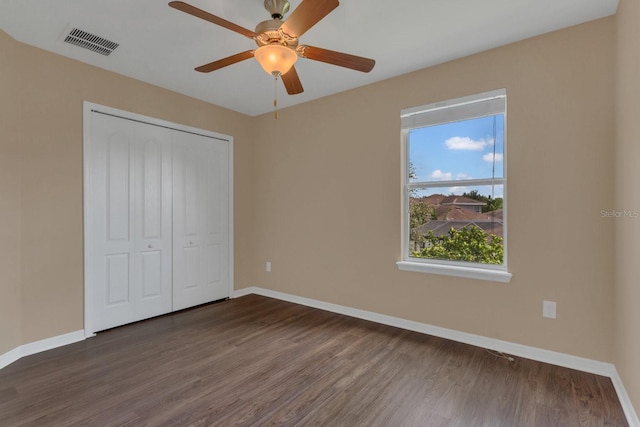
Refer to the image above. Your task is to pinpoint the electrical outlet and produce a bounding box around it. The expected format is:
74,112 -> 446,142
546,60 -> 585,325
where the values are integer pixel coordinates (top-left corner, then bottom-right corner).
266,261 -> 271,272
543,300 -> 557,319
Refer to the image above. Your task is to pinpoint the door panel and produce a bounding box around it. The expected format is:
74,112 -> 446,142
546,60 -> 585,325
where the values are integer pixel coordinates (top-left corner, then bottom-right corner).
184,145 -> 201,238
207,153 -> 221,235
184,246 -> 200,289
173,134 -> 202,310
90,113 -> 136,331
173,133 -> 229,310
105,254 -> 130,305
205,141 -> 229,301
140,250 -> 162,298
107,135 -> 130,241
133,123 -> 173,321
207,243 -> 222,283
141,139 -> 162,239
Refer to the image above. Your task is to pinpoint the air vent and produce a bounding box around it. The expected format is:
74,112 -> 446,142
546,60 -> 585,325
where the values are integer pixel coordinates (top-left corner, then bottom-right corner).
63,28 -> 119,56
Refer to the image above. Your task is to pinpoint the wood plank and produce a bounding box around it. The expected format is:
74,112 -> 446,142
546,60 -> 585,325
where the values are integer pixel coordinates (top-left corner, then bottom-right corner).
0,295 -> 628,426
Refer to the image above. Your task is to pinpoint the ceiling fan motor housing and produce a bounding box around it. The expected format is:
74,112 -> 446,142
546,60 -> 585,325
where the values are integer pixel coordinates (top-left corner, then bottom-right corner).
255,19 -> 298,48
264,0 -> 290,19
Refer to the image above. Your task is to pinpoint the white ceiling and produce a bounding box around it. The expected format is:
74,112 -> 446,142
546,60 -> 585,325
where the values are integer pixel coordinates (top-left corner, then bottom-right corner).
0,0 -> 618,116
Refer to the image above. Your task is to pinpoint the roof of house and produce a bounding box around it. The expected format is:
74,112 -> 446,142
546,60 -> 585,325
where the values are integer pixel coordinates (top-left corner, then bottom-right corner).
413,219 -> 504,239
410,194 -> 502,223
487,209 -> 504,220
424,194 -> 446,205
440,195 -> 487,206
434,205 -> 488,221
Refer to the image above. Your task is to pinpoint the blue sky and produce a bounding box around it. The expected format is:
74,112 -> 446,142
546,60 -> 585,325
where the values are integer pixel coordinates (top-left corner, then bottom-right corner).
409,114 -> 504,198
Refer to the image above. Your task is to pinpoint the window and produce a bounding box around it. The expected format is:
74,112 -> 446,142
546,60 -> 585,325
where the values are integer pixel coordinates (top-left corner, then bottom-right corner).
397,89 -> 511,282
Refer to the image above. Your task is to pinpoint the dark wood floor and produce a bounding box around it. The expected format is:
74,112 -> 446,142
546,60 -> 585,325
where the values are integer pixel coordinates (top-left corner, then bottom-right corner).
0,295 -> 627,426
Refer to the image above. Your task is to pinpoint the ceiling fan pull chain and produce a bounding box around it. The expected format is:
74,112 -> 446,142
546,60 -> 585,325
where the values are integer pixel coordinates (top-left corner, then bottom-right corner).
274,74 -> 279,120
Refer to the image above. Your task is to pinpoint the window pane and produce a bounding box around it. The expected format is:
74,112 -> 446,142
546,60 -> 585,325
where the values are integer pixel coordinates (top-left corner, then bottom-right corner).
408,114 -> 504,183
409,185 -> 504,265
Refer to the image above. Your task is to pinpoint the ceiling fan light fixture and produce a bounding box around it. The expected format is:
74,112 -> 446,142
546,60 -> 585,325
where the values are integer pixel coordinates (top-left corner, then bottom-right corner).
254,44 -> 298,77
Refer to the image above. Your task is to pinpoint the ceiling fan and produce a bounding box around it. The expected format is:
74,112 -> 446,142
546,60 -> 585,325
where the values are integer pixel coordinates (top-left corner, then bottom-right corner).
168,0 -> 375,95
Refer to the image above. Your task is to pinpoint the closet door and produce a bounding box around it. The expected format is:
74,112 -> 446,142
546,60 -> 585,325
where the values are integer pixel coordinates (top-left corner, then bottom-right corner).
89,113 -> 136,331
85,103 -> 233,334
132,123 -> 173,320
172,132 -> 230,310
88,114 -> 173,331
201,138 -> 230,303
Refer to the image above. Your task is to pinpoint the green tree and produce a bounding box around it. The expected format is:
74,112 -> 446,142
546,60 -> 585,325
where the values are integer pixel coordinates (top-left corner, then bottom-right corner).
408,161 -> 417,181
461,190 -> 503,213
412,225 -> 503,264
408,161 -> 438,243
409,198 -> 437,243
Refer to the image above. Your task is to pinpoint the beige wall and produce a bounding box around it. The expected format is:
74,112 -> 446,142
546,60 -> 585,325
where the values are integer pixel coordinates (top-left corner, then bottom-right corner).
251,17 -> 616,362
615,0 -> 640,415
0,30 -> 255,349
0,32 -> 23,355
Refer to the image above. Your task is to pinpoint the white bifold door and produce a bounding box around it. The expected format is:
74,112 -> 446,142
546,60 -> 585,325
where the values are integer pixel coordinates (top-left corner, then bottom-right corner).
172,131 -> 230,310
85,106 -> 231,333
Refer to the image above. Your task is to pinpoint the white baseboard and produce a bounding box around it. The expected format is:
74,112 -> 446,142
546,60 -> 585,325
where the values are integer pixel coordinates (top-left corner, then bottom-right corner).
0,347 -> 22,371
611,367 -> 640,427
232,287 -> 256,298
0,330 -> 85,370
233,286 -> 639,427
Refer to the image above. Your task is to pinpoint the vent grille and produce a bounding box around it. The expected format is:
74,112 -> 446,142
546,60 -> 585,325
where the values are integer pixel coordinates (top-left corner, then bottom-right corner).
63,28 -> 119,56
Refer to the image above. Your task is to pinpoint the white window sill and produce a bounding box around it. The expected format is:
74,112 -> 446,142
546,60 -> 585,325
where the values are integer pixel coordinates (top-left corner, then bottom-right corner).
396,261 -> 512,283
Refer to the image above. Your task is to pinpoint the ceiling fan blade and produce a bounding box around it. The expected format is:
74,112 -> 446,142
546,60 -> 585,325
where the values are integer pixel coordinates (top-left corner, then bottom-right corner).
279,0 -> 339,38
169,1 -> 257,39
298,45 -> 375,73
281,66 -> 304,95
195,50 -> 255,73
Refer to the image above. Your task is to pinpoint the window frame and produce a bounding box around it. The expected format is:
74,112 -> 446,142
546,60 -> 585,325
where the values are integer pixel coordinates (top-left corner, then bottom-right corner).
397,89 -> 512,283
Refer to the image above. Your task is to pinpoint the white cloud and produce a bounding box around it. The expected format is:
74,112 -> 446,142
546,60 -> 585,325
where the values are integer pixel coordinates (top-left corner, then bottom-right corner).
449,186 -> 469,194
445,137 -> 494,151
483,153 -> 504,162
431,169 -> 452,180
